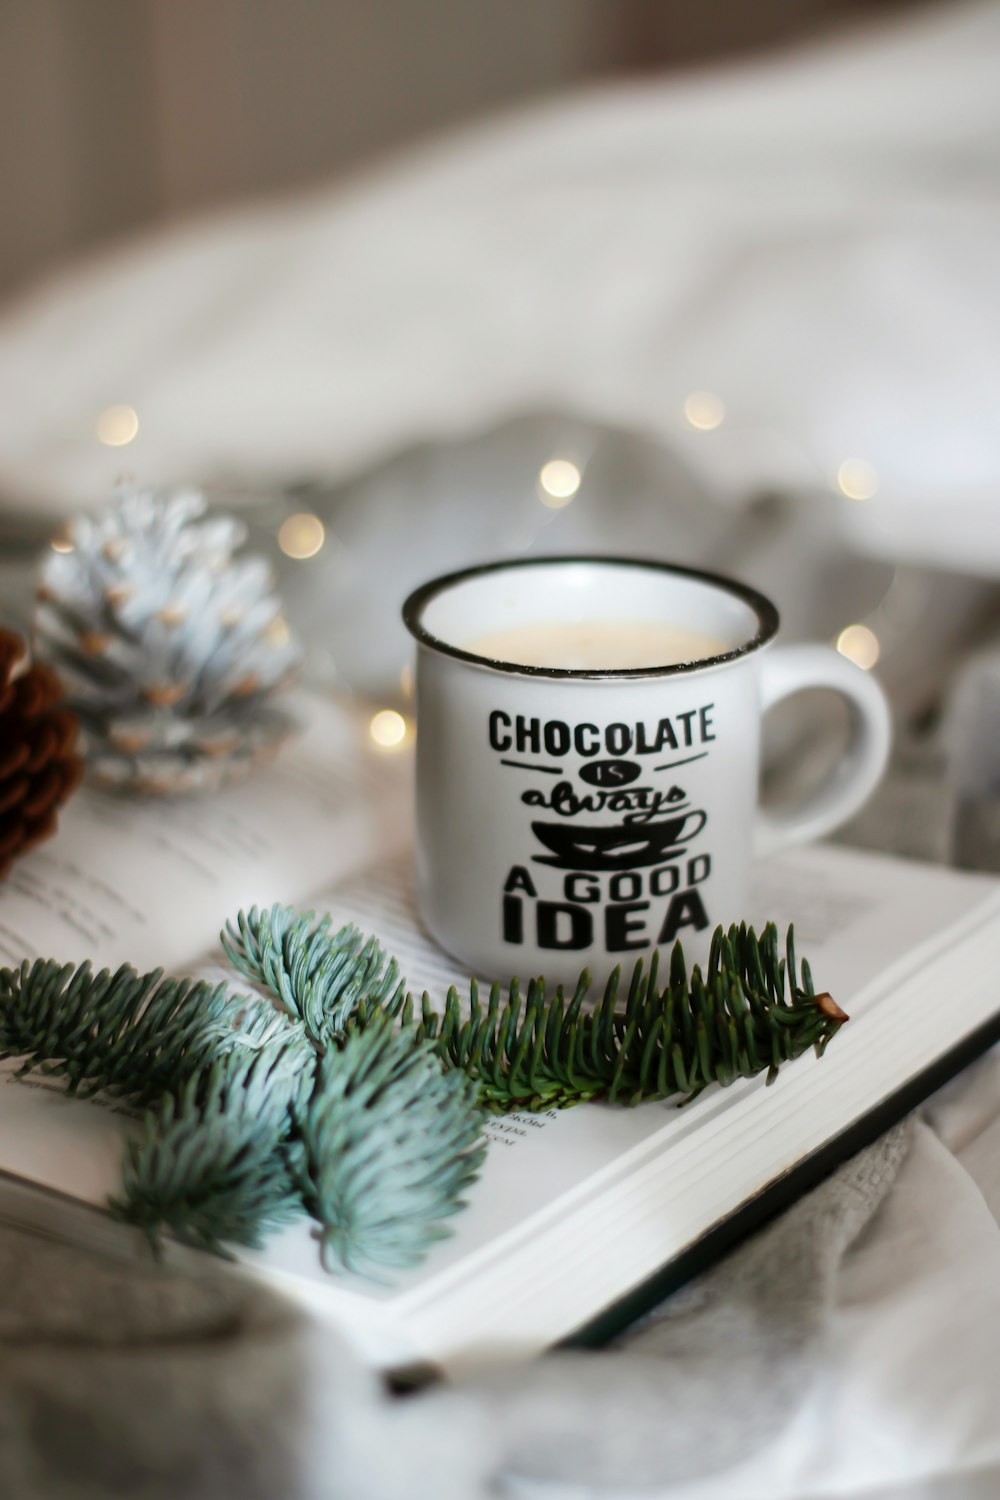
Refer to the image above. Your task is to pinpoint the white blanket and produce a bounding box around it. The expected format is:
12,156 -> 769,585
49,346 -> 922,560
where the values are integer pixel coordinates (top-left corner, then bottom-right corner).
1,3 -> 999,571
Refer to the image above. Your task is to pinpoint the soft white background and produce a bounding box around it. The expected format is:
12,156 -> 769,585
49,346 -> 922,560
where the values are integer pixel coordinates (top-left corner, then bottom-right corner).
0,2 -> 998,576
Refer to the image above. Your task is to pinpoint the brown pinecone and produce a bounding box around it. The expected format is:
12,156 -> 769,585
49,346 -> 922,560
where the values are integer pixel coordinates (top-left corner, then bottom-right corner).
0,628 -> 83,879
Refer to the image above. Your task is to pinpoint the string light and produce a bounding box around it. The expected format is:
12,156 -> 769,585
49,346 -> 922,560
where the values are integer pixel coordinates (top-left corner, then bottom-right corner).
50,532 -> 74,554
683,392 -> 725,431
538,459 -> 582,507
836,624 -> 880,671
96,405 -> 139,447
369,709 -> 408,748
278,513 -> 325,560
836,459 -> 878,501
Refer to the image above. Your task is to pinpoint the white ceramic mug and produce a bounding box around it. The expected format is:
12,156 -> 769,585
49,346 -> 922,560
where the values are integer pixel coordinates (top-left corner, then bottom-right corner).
403,557 -> 891,984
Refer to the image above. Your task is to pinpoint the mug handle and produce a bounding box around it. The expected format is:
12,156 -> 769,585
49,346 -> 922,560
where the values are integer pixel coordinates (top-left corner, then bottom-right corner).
754,644 -> 892,859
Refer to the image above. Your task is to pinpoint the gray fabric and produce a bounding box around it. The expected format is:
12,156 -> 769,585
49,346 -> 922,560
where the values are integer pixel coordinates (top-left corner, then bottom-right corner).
0,1124 -> 910,1500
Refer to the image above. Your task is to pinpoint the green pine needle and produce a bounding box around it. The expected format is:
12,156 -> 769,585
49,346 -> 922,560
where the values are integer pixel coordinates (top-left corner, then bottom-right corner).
0,957 -> 301,1107
357,920 -> 844,1112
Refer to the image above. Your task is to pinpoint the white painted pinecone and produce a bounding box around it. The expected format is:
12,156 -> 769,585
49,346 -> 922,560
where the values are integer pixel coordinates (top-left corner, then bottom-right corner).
35,486 -> 302,793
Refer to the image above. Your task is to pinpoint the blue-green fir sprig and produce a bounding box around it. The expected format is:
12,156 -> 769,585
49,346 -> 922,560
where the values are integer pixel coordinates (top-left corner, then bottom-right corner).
222,904 -> 406,1048
295,1018 -> 485,1278
110,1039 -> 308,1255
0,957 -> 296,1106
0,905 -> 847,1278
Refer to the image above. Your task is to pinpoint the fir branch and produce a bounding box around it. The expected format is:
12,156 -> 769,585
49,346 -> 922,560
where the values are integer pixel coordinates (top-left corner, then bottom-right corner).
0,957 -> 305,1107
294,1017 -> 485,1277
110,1037 -> 308,1254
224,906 -> 848,1111
359,922 -> 848,1112
222,905 -> 407,1047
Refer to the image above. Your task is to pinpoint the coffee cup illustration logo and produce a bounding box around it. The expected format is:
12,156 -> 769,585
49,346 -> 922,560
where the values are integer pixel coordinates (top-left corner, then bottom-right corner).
530,808 -> 707,870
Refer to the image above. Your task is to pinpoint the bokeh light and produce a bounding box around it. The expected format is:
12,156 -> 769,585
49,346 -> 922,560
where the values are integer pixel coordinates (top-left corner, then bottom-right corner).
836,459 -> 878,501
538,459 -> 582,507
278,512 -> 325,559
96,404 -> 139,446
836,623 -> 880,670
683,391 -> 725,430
369,709 -> 409,747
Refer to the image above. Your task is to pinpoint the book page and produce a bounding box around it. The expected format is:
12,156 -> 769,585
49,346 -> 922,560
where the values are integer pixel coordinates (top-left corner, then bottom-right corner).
0,695 -> 411,974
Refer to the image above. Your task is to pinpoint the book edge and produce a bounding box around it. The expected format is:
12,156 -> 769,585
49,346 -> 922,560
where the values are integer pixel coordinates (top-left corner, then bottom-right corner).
564,994 -> 1000,1352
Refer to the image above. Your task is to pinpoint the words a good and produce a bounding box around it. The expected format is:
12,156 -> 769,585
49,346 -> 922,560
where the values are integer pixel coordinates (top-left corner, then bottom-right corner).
501,859 -> 711,954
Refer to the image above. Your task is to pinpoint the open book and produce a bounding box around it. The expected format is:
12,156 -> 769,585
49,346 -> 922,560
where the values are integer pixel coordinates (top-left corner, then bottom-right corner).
2,695 -> 999,1376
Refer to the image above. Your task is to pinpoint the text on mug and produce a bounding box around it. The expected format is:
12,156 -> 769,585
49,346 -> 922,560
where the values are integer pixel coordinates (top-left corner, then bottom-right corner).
488,706 -> 716,759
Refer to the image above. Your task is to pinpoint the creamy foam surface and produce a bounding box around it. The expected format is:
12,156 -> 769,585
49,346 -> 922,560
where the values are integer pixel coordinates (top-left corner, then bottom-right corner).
464,619 -> 728,671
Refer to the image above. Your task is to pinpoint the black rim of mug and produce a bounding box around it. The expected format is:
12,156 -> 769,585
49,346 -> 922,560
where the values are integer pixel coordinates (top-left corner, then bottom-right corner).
401,555 -> 781,680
